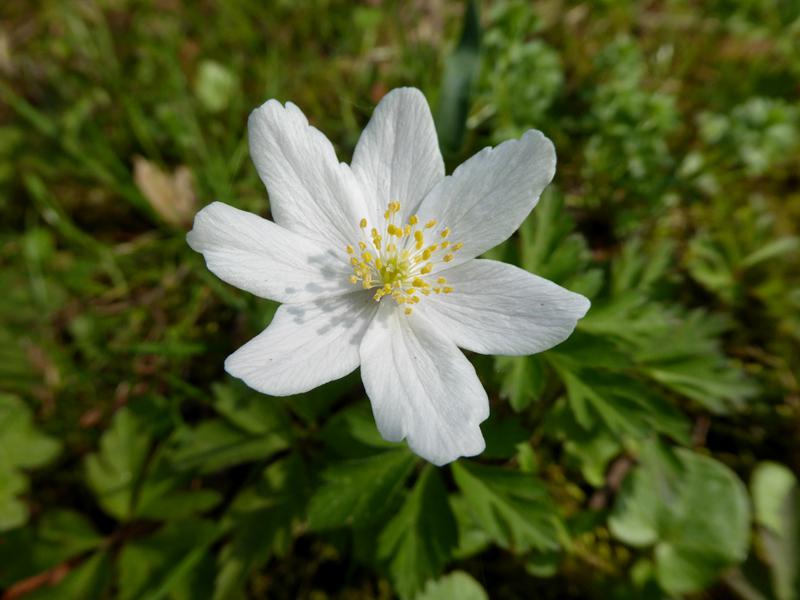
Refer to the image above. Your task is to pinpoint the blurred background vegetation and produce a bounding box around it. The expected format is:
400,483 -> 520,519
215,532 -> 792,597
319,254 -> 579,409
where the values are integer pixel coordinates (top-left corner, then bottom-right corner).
1,0 -> 800,598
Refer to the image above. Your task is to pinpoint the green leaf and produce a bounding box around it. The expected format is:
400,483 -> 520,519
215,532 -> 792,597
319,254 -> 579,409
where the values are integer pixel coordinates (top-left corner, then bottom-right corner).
546,348 -> 690,442
378,467 -> 458,599
84,407 -> 151,521
452,461 -> 561,552
740,237 -> 800,270
495,355 -> 544,412
307,450 -> 416,531
25,552 -> 112,600
136,449 -> 222,520
610,446 -> 751,595
449,495 -> 491,560
518,191 -> 599,293
85,406 -> 223,522
610,238 -> 675,298
0,395 -> 61,469
118,518 -> 220,600
0,394 -> 61,531
0,510 -> 104,588
543,400 -> 622,487
319,400 -> 400,458
636,312 -> 757,413
580,299 -> 756,415
481,412 -> 530,459
212,382 -> 291,436
436,0 -> 481,156
750,462 -> 800,600
414,571 -> 488,600
0,470 -> 27,532
752,462 -> 797,533
170,418 -> 289,474
36,510 -> 105,554
194,60 -> 239,113
214,454 -> 308,600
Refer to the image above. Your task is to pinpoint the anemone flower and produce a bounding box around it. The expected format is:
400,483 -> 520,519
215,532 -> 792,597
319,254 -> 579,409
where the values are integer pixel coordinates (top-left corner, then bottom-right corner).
187,87 -> 589,465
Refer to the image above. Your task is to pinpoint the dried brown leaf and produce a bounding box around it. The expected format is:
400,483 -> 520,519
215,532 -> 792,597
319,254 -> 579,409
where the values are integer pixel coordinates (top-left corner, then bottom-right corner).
133,156 -> 197,228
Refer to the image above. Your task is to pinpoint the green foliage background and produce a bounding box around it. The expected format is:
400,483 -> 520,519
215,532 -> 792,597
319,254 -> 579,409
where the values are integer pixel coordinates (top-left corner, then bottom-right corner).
2,0 -> 799,598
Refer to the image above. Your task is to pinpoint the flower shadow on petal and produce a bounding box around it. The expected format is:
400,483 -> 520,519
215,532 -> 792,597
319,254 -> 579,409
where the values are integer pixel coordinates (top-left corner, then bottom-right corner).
284,292 -> 372,345
280,249 -> 350,297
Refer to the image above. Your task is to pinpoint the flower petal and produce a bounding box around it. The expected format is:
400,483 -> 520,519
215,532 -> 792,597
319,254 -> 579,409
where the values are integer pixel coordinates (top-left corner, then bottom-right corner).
415,130 -> 555,265
422,259 -> 590,355
359,301 -> 489,466
248,100 -> 369,249
187,201 -> 352,303
351,87 -> 444,225
225,292 -> 378,396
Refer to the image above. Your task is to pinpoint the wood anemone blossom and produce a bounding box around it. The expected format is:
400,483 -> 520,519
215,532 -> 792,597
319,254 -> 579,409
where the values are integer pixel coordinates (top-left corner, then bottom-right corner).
187,87 -> 590,465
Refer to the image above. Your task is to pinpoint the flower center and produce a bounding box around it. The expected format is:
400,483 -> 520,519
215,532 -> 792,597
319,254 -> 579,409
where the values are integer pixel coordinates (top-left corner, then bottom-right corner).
345,201 -> 463,315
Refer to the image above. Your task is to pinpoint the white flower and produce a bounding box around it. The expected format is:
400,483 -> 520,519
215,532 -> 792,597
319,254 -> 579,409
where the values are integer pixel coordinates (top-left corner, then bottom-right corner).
187,87 -> 590,465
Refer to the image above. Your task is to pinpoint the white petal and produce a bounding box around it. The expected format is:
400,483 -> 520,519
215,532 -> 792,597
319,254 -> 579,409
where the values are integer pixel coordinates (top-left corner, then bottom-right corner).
225,292 -> 378,396
187,202 -> 352,303
248,100 -> 369,250
415,130 -> 555,266
359,301 -> 489,466
422,259 -> 590,355
351,87 -> 444,225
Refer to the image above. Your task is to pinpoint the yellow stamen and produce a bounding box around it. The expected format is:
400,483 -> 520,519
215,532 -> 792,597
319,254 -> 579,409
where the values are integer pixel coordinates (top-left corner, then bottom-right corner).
346,207 -> 456,307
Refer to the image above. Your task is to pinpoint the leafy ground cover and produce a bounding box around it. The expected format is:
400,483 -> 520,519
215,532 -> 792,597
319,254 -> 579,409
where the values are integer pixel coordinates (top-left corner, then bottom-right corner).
1,1 -> 799,598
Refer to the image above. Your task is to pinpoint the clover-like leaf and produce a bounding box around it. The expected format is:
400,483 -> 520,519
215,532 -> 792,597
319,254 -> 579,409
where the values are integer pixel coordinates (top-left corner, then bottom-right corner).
610,446 -> 750,595
751,462 -> 800,600
414,571 -> 488,600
